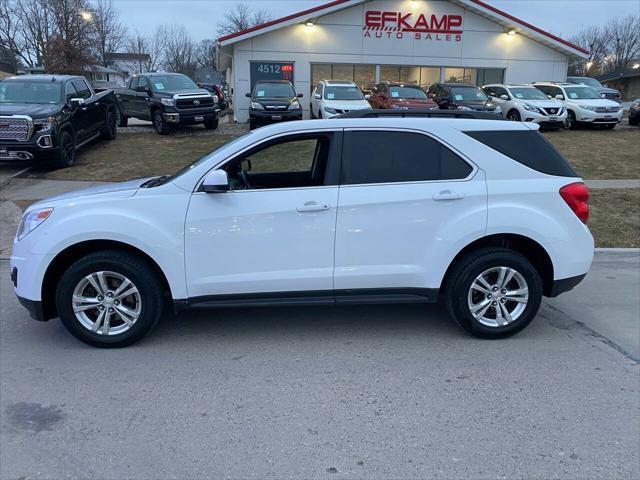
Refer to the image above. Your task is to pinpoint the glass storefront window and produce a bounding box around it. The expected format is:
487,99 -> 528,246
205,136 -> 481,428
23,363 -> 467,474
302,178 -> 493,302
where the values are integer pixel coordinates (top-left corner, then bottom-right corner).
311,63 -> 376,94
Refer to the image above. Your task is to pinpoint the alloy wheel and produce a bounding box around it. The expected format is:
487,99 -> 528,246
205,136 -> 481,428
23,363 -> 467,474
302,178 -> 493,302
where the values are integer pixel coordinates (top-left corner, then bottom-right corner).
72,271 -> 142,335
467,266 -> 529,327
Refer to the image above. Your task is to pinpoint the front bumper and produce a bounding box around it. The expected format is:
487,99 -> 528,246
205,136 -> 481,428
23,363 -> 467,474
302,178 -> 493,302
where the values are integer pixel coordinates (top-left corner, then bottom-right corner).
17,295 -> 47,322
163,107 -> 218,125
575,110 -> 623,124
249,109 -> 303,124
0,137 -> 58,163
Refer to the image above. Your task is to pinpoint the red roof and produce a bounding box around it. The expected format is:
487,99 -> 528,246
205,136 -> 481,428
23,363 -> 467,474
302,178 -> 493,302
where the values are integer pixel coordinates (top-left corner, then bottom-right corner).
218,0 -> 588,56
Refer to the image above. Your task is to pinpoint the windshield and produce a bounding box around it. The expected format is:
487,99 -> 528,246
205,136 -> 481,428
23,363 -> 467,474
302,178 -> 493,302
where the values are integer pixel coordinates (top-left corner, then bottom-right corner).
0,81 -> 61,104
508,87 -> 548,100
165,132 -> 252,182
253,83 -> 295,98
324,85 -> 364,100
569,77 -> 602,88
150,75 -> 198,92
564,86 -> 601,100
389,86 -> 427,99
450,87 -> 488,102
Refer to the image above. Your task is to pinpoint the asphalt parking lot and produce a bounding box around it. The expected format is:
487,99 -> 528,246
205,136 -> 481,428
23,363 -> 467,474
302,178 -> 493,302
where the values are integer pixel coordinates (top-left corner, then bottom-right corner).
1,252 -> 638,479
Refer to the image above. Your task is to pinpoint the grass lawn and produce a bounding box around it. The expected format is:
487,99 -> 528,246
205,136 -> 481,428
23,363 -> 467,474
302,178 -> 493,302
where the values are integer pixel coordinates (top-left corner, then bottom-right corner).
588,189 -> 640,248
41,132 -> 237,182
543,128 -> 640,179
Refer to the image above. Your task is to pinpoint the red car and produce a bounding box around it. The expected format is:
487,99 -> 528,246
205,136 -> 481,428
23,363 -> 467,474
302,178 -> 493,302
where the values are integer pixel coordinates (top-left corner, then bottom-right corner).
368,82 -> 438,110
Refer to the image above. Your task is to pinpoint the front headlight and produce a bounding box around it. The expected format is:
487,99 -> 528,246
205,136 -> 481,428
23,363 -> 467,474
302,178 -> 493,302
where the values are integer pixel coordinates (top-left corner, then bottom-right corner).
456,105 -> 472,111
33,116 -> 57,132
392,104 -> 409,110
523,103 -> 539,113
16,207 -> 53,241
290,101 -> 301,110
579,104 -> 598,111
250,101 -> 264,110
161,98 -> 175,107
324,107 -> 338,114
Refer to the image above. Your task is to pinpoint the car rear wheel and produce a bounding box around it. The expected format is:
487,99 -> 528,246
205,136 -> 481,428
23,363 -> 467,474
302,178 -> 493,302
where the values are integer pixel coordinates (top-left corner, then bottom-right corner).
101,109 -> 117,140
153,110 -> 173,135
507,109 -> 521,121
444,248 -> 543,339
629,116 -> 639,126
117,107 -> 128,127
56,250 -> 164,348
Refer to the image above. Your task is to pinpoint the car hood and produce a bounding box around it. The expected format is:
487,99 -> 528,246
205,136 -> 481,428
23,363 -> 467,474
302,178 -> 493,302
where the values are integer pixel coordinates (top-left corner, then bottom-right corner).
389,98 -> 438,108
0,103 -> 61,119
518,99 -> 564,108
156,88 -> 211,97
322,99 -> 371,110
31,177 -> 154,207
597,86 -> 619,94
457,100 -> 499,111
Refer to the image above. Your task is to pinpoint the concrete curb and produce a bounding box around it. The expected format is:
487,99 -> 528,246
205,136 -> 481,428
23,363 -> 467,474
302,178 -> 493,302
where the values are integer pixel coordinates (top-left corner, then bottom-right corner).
595,248 -> 640,253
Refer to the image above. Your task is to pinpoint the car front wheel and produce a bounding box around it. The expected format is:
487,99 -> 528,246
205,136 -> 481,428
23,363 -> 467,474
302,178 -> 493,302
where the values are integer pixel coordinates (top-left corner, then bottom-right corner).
56,250 -> 164,347
444,248 -> 543,339
153,110 -> 173,135
507,109 -> 521,121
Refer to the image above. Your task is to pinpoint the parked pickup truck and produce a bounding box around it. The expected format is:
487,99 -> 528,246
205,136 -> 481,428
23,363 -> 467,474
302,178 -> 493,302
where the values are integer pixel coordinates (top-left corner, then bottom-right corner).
0,75 -> 117,168
115,73 -> 218,134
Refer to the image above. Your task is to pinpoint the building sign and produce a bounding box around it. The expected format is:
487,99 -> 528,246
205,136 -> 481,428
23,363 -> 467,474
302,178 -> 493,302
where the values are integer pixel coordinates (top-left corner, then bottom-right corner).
363,10 -> 463,42
249,61 -> 295,88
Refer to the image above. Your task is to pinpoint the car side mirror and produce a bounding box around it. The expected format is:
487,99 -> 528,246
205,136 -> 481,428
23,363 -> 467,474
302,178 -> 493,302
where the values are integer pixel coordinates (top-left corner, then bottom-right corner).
600,93 -> 606,98
314,93 -> 321,99
500,94 -> 509,100
202,170 -> 229,193
555,94 -> 564,100
135,85 -> 148,93
364,94 -> 371,100
245,93 -> 251,98
440,96 -> 451,103
297,93 -> 304,98
69,98 -> 86,108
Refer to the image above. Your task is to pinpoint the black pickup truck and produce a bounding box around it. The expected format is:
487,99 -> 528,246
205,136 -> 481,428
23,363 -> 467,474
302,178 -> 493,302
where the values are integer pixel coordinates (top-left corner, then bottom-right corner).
115,73 -> 218,135
0,75 -> 117,168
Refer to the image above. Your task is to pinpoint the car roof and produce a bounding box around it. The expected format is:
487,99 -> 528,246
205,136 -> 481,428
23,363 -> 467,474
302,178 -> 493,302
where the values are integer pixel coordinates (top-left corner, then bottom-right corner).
323,80 -> 356,86
383,81 -> 421,87
255,79 -> 293,84
439,83 -> 479,88
3,74 -> 78,83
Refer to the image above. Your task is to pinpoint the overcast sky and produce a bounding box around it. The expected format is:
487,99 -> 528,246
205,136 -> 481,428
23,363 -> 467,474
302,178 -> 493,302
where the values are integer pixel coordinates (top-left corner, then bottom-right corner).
113,0 -> 640,41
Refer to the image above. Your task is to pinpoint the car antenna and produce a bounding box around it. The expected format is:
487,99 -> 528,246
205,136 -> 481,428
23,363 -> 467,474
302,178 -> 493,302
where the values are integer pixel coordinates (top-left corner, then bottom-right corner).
51,76 -> 56,82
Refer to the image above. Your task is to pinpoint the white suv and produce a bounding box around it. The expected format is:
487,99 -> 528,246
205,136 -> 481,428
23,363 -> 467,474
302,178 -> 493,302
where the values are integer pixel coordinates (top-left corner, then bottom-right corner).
483,84 -> 566,129
11,116 -> 594,347
533,82 -> 623,129
311,80 -> 371,119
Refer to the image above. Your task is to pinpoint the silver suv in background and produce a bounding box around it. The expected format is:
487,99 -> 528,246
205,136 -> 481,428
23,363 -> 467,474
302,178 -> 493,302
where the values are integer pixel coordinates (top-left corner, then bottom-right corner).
566,76 -> 621,103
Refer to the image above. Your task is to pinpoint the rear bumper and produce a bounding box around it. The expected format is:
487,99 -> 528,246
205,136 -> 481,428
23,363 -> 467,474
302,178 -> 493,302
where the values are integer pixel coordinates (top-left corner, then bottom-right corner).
548,273 -> 587,297
17,295 -> 47,322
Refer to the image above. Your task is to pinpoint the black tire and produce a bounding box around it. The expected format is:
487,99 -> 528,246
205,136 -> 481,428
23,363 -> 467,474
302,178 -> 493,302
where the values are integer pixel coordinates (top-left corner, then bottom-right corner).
565,110 -> 577,130
55,131 -> 76,169
317,110 -> 323,119
204,118 -> 219,130
56,250 -> 164,348
444,247 -> 543,339
249,119 -> 258,130
153,109 -> 173,135
506,109 -> 521,121
101,108 -> 117,140
117,107 -> 128,127
629,117 -> 639,126
602,124 -> 616,130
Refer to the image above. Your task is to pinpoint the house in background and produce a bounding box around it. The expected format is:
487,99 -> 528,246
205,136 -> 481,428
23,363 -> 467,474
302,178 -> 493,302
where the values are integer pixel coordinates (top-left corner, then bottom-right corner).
596,62 -> 640,101
0,50 -> 18,79
106,52 -> 151,80
87,65 -> 127,88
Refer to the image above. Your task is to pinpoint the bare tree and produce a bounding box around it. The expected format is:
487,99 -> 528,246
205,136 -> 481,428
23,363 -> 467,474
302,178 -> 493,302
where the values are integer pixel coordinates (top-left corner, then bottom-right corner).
195,38 -> 216,69
568,25 -> 610,75
91,0 -> 127,66
128,29 -> 162,72
44,0 -> 96,74
603,15 -> 640,71
216,3 -> 271,36
158,23 -> 197,77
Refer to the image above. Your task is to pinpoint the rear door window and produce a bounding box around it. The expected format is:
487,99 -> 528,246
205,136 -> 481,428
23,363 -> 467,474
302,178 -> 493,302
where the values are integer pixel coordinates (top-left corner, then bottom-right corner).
72,79 -> 92,99
464,130 -> 578,177
341,130 -> 473,185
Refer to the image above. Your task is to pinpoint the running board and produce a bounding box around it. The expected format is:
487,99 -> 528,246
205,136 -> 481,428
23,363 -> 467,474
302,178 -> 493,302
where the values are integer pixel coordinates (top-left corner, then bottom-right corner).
75,132 -> 101,149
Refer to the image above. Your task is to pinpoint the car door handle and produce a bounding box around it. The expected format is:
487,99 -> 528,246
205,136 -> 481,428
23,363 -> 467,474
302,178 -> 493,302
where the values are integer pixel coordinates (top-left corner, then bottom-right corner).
433,191 -> 466,201
297,202 -> 330,212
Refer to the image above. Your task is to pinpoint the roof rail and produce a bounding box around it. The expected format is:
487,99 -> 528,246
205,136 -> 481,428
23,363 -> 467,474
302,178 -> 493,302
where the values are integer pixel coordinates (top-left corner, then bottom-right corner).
338,109 -> 506,120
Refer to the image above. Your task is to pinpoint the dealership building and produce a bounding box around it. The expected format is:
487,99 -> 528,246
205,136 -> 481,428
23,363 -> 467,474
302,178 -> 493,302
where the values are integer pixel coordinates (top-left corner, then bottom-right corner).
217,0 -> 589,122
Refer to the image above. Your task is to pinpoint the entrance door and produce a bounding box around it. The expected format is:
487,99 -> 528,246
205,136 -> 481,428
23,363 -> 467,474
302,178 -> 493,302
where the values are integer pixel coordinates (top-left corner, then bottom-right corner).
185,131 -> 342,300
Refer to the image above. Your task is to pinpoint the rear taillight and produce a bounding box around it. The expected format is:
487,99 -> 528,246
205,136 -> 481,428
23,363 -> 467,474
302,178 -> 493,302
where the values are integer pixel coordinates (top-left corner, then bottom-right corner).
560,182 -> 589,224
